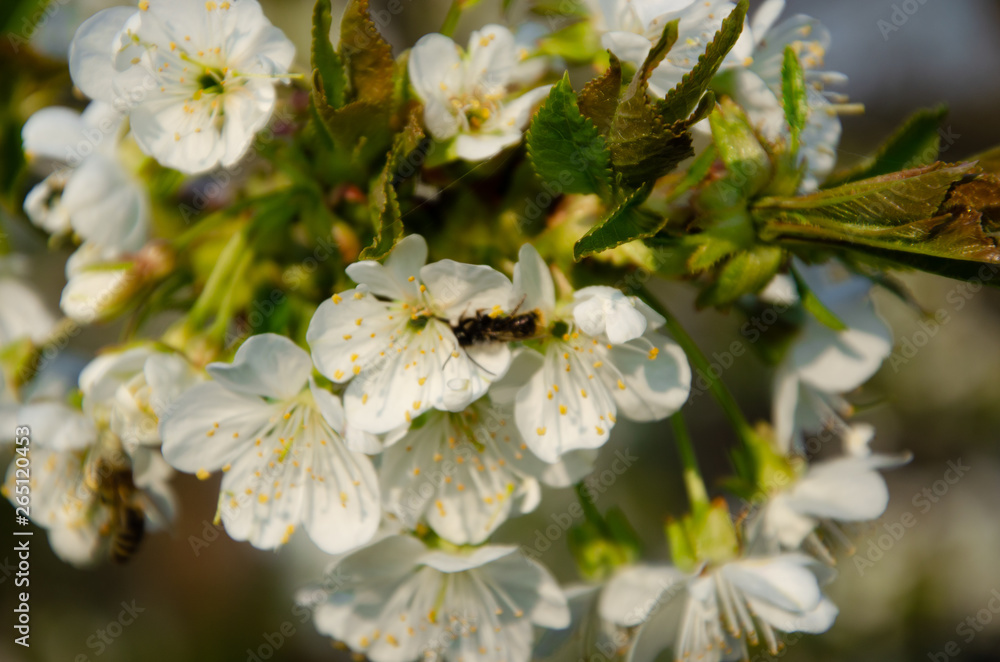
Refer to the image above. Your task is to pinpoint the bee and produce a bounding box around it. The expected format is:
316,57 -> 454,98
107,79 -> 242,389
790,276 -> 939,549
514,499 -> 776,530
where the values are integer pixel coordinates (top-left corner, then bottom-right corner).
87,456 -> 146,564
450,300 -> 541,346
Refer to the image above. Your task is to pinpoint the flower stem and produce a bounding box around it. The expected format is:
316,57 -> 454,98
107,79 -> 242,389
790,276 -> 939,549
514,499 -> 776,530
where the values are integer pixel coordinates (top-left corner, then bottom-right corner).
189,228 -> 248,328
640,286 -> 755,446
671,412 -> 710,518
440,0 -> 463,37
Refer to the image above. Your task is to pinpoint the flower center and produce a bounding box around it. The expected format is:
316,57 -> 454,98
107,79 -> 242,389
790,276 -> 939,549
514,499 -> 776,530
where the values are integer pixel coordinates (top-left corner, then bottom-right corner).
452,89 -> 502,132
196,68 -> 226,96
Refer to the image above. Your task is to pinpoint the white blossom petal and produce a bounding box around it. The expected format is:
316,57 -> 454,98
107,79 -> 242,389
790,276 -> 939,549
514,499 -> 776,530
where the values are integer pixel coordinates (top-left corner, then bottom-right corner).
207,334 -> 313,401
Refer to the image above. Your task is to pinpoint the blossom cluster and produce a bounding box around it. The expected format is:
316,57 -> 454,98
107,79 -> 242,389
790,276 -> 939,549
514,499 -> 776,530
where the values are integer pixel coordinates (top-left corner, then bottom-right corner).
4,0 -> 990,660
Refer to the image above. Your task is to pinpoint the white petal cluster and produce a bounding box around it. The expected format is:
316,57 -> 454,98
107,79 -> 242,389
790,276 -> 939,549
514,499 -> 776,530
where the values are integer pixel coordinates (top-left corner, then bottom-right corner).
69,0 -> 294,174
3,351 -> 182,567
770,260 -> 893,453
750,433 -> 910,556
160,334 -> 381,554
381,396 -> 593,545
307,535 -> 570,662
307,234 -> 516,435
21,101 -> 151,322
598,555 -> 837,662
408,24 -> 553,162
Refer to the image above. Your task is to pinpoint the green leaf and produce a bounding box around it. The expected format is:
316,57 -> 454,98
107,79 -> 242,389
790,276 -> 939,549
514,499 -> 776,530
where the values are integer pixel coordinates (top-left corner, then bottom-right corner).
607,21 -> 694,188
659,0 -> 748,124
790,266 -> 848,331
359,112 -> 426,260
756,163 -> 1000,278
316,100 -> 392,163
574,184 -> 660,259
578,53 -> 622,136
670,143 -> 717,200
527,74 -> 613,198
698,244 -> 784,307
684,208 -> 757,272
339,0 -> 395,105
708,98 -> 772,201
311,0 -> 346,109
824,106 -> 948,187
313,0 -> 399,163
781,44 -> 808,151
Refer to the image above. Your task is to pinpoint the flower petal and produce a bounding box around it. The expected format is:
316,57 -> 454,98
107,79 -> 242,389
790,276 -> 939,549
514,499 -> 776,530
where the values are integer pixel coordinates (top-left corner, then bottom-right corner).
160,382 -> 272,473
408,33 -> 463,107
307,291 -> 404,384
513,243 -> 555,316
207,333 -> 312,401
515,343 -> 615,463
69,7 -> 136,104
601,332 -> 691,422
421,260 -> 514,322
601,564 -> 687,626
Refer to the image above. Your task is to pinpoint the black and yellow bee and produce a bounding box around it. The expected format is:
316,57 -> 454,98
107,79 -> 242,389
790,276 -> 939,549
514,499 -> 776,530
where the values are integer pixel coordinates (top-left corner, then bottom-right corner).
449,298 -> 543,346
88,457 -> 146,564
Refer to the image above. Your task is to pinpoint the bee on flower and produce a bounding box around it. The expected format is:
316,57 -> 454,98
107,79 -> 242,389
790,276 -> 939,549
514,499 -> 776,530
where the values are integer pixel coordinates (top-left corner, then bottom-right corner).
307,234 -> 517,435
502,244 -> 692,462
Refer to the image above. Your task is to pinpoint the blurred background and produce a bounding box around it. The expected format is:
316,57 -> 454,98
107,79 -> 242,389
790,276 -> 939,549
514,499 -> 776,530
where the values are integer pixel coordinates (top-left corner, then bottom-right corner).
2,0 -> 1000,660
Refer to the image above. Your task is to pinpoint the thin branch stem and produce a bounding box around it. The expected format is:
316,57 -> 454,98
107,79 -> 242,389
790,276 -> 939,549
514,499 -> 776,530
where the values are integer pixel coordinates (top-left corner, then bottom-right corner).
640,285 -> 755,446
671,412 -> 710,517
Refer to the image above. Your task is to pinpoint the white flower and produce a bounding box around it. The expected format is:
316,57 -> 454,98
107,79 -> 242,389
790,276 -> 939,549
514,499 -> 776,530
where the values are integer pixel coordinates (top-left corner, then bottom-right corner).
21,101 -> 154,324
771,261 -> 892,452
593,0 -> 734,97
22,101 -> 149,249
721,0 -> 845,190
381,396 -> 594,545
573,286 -> 656,345
752,454 -> 909,556
307,234 -> 515,435
78,346 -> 200,460
160,333 -> 380,554
69,0 -> 295,174
3,358 -> 175,567
408,24 -> 553,162
505,244 -> 690,463
0,255 -> 57,345
308,534 -> 570,662
600,555 -> 838,662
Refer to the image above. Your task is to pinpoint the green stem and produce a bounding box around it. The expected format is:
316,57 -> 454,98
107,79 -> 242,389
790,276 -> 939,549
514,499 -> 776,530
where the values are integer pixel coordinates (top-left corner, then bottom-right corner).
208,250 -> 253,342
640,286 -> 755,446
671,412 -> 710,517
440,0 -> 463,37
189,229 -> 248,328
